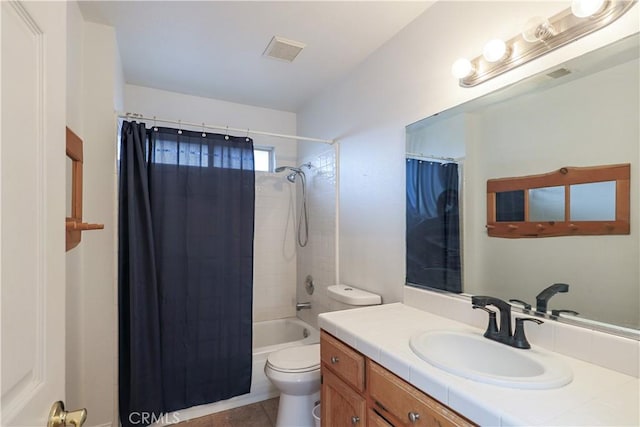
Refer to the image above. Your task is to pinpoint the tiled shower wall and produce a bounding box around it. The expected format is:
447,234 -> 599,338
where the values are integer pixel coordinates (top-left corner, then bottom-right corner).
253,142 -> 299,322
296,146 -> 337,328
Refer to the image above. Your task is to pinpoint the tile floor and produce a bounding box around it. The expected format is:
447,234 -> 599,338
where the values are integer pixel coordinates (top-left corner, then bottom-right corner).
174,398 -> 279,427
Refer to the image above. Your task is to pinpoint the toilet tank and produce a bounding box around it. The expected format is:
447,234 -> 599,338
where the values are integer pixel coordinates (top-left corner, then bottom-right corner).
327,284 -> 382,311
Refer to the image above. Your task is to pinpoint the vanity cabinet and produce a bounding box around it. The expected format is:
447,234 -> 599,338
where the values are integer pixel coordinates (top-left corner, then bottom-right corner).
322,368 -> 367,426
321,330 -> 366,392
320,331 -> 475,427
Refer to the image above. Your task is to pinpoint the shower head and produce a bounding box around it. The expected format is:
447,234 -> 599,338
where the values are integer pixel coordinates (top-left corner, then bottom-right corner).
276,164 -> 307,184
275,166 -> 302,173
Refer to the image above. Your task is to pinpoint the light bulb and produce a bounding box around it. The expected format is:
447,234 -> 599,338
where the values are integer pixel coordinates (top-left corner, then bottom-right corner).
522,16 -> 556,42
451,58 -> 475,79
571,0 -> 605,17
483,39 -> 508,63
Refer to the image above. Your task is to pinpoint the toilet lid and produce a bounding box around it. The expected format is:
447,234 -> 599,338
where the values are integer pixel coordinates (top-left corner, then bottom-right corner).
267,344 -> 320,372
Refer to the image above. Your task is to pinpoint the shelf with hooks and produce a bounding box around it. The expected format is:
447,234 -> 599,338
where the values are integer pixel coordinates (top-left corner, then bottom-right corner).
486,164 -> 630,238
66,127 -> 104,251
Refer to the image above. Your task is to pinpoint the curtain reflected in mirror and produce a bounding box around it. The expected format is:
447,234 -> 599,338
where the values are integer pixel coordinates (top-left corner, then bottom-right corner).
406,159 -> 461,293
495,190 -> 525,222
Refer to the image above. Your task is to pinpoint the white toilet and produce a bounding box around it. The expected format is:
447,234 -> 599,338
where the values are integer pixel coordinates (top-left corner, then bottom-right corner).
327,284 -> 382,311
265,284 -> 381,427
264,343 -> 321,427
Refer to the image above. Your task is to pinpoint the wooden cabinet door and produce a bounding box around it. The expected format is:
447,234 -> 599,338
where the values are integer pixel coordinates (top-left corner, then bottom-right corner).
322,366 -> 366,427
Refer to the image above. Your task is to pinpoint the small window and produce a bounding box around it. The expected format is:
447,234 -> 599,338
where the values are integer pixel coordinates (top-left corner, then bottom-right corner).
254,146 -> 274,172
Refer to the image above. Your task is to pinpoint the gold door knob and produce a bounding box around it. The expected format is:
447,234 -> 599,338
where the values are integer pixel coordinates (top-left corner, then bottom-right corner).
48,401 -> 87,427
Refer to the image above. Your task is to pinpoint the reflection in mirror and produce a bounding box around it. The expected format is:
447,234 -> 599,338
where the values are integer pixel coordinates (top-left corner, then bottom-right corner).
405,34 -> 639,337
406,158 -> 462,293
495,190 -> 524,222
570,181 -> 616,221
529,186 -> 565,222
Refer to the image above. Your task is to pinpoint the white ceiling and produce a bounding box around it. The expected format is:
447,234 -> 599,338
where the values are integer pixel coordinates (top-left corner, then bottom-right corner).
78,1 -> 432,112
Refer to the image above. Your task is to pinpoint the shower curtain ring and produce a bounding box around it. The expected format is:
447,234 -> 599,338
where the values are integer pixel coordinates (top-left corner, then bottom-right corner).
245,128 -> 250,142
202,122 -> 207,138
224,125 -> 229,140
153,116 -> 158,132
178,120 -> 183,135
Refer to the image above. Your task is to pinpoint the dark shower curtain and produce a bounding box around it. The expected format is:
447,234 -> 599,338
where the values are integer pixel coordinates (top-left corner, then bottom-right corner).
406,159 -> 461,293
119,122 -> 255,425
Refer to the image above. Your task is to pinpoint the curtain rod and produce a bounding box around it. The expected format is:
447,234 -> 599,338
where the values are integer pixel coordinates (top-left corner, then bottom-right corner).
116,112 -> 335,145
406,152 -> 464,162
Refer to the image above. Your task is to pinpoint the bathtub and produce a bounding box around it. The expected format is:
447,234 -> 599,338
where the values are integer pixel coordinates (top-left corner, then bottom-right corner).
159,317 -> 320,424
253,317 -> 320,354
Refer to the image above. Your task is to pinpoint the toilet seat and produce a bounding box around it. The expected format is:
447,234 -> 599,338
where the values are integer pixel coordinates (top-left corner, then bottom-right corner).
266,344 -> 320,373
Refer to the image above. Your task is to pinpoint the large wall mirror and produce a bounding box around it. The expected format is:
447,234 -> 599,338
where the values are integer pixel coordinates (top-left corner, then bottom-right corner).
405,33 -> 639,337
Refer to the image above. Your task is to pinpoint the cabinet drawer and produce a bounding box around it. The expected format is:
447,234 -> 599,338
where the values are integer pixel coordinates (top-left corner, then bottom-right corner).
321,331 -> 365,392
368,360 -> 476,427
367,409 -> 393,427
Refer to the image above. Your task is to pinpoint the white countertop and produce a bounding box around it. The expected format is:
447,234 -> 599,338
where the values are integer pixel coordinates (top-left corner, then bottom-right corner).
318,303 -> 640,426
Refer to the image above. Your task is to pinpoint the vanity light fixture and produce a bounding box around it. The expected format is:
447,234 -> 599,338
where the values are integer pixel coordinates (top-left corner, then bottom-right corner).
482,39 -> 509,63
451,58 -> 475,79
571,0 -> 606,17
522,16 -> 557,42
453,0 -> 636,87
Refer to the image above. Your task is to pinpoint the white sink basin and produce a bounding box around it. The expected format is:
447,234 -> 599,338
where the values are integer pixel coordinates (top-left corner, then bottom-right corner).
409,330 -> 572,389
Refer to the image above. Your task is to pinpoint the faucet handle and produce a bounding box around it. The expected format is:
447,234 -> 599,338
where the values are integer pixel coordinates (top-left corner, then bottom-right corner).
551,309 -> 579,319
473,305 -> 499,339
509,299 -> 532,311
512,317 -> 543,349
551,309 -> 579,316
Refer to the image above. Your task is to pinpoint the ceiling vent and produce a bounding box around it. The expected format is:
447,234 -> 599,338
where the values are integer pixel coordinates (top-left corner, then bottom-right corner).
263,36 -> 306,62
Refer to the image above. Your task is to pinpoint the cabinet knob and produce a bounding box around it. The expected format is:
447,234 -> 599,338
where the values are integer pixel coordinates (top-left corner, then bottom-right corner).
331,356 -> 339,364
351,416 -> 360,424
408,411 -> 421,423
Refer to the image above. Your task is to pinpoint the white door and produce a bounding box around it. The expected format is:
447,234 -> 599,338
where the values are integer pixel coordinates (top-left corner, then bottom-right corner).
1,0 -> 67,425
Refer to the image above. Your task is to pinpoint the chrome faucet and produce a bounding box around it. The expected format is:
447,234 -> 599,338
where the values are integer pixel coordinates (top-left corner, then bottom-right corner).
296,302 -> 312,311
536,283 -> 569,313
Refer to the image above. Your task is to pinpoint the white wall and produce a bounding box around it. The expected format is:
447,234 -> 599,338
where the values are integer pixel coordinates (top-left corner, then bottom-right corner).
66,4 -> 121,425
124,85 -> 300,322
297,1 -> 639,305
406,114 -> 467,160
65,1 -> 86,416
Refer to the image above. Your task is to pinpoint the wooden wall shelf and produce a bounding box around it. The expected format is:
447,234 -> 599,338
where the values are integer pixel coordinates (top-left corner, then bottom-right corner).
66,127 -> 104,251
66,221 -> 105,231
486,164 -> 630,238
